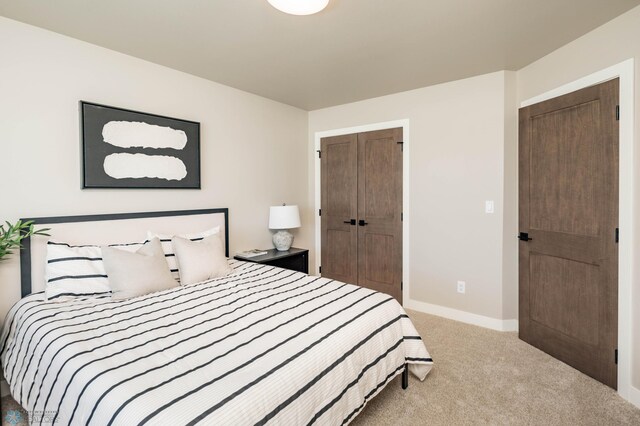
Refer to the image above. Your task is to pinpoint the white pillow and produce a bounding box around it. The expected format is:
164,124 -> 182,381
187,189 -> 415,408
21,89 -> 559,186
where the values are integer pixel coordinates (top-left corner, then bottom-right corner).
172,233 -> 232,285
101,238 -> 178,300
45,240 -> 145,301
147,226 -> 221,282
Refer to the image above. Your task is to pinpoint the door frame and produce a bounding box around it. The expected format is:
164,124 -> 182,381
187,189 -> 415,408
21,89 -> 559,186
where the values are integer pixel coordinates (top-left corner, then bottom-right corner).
314,119 -> 411,304
520,58 -> 634,403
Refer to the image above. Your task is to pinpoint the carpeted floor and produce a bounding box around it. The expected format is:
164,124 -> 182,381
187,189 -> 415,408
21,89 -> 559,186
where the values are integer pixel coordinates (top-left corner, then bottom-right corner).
2,310 -> 640,425
351,310 -> 640,425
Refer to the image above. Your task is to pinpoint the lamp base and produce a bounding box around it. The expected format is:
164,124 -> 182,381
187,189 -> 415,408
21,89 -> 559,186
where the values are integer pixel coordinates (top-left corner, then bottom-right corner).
272,229 -> 293,251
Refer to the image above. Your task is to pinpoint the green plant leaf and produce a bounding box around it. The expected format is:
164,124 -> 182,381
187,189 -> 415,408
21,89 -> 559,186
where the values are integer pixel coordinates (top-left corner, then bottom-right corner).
0,220 -> 50,261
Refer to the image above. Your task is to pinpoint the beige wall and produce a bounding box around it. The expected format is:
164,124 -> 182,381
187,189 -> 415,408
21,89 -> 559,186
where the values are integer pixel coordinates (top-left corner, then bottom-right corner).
516,4 -> 640,392
0,17 -> 311,328
308,71 -> 516,321
502,71 -> 519,320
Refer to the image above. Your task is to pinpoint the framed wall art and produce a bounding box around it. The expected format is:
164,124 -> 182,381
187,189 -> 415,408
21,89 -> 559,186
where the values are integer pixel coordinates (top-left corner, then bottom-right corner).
80,101 -> 201,189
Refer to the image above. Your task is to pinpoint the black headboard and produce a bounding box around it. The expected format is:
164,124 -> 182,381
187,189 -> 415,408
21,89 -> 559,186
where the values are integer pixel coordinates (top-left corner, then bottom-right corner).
20,208 -> 229,297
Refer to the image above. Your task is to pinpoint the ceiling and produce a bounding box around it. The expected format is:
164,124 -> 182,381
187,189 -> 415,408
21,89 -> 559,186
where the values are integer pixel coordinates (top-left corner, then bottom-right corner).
1,0 -> 639,110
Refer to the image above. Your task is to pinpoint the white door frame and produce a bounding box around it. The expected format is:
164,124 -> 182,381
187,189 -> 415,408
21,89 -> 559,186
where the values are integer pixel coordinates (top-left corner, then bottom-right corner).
521,58 -> 635,404
313,119 -> 411,304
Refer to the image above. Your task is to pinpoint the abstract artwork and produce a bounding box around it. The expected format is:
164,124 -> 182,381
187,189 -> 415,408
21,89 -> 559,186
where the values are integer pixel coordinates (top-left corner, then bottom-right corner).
80,101 -> 200,189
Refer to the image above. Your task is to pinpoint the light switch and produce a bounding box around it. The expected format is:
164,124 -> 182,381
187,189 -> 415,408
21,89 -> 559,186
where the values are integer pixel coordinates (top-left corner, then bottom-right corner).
485,200 -> 494,214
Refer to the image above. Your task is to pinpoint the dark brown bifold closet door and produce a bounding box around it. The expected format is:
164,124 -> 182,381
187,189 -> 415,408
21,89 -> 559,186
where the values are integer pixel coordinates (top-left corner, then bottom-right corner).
320,133 -> 358,285
356,128 -> 403,302
321,127 -> 403,304
519,78 -> 619,388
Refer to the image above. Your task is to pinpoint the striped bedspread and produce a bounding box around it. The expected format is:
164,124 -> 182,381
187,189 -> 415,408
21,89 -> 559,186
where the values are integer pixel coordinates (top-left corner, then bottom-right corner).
1,260 -> 433,425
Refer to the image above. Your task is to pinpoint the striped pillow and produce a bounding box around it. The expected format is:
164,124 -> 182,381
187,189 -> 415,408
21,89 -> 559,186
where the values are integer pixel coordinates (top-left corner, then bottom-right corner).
147,226 -> 220,282
45,240 -> 146,301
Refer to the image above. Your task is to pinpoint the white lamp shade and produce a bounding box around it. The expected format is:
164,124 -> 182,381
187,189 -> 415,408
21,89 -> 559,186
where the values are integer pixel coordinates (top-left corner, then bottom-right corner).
267,0 -> 329,15
269,205 -> 301,229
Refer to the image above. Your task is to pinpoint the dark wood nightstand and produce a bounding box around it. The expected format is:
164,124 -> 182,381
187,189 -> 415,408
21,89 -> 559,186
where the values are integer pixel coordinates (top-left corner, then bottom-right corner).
234,247 -> 309,274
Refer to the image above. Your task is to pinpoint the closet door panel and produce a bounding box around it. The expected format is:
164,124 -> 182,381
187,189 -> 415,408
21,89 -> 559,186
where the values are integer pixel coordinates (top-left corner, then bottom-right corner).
357,128 -> 403,302
320,134 -> 358,284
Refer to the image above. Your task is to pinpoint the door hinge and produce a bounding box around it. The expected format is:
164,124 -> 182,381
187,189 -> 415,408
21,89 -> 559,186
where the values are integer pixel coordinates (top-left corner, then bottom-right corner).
615,349 -> 618,364
401,212 -> 403,221
319,266 -> 322,274
317,150 -> 322,158
615,228 -> 619,243
401,281 -> 403,290
397,141 -> 404,152
318,209 -> 321,216
616,105 -> 620,121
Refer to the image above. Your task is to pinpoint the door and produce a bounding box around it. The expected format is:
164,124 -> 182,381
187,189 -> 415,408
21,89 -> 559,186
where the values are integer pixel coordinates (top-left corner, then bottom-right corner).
519,78 -> 619,388
357,128 -> 403,302
320,128 -> 403,303
321,133 -> 358,285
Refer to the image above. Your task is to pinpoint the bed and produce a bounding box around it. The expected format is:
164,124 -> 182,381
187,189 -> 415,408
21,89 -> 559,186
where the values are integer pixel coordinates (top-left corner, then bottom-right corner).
1,208 -> 433,425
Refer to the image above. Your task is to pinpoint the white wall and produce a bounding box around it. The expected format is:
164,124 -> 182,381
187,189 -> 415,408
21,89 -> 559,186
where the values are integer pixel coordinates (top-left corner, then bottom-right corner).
0,16 -> 311,328
517,3 -> 640,400
308,71 -> 516,323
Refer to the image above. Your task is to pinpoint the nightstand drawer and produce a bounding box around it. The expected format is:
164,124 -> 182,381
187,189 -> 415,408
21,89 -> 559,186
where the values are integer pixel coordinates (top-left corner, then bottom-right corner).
266,254 -> 308,274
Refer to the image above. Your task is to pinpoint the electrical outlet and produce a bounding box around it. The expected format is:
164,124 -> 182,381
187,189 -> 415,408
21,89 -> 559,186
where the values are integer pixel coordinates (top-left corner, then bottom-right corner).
457,281 -> 466,294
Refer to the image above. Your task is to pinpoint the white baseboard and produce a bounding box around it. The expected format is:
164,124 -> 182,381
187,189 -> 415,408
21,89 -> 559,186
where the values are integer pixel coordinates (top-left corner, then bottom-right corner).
628,384 -> 640,409
404,298 -> 518,332
1,378 -> 9,397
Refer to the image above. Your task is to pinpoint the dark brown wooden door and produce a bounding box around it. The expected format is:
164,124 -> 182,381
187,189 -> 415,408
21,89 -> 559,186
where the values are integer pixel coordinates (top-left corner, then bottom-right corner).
321,133 -> 358,284
320,128 -> 403,303
519,78 -> 619,388
357,128 -> 403,302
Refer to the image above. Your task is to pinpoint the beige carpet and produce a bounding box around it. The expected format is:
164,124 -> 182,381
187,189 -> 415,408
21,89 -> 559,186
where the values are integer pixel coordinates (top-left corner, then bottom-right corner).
2,310 -> 640,425
351,310 -> 640,426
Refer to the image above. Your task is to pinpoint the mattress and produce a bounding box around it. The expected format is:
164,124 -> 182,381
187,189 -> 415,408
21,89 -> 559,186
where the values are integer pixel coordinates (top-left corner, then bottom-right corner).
1,260 -> 433,425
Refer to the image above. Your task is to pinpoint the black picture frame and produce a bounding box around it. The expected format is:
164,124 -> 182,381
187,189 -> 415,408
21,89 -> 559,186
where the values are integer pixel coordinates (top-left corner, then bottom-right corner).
80,101 -> 201,189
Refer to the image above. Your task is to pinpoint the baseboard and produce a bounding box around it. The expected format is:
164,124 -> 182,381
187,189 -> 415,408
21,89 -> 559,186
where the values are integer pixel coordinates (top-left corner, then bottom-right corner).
1,378 -> 9,397
404,298 -> 518,332
628,384 -> 640,409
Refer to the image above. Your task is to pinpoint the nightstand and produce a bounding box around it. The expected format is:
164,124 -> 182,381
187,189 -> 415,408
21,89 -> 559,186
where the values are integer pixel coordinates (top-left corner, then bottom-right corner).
234,247 -> 308,274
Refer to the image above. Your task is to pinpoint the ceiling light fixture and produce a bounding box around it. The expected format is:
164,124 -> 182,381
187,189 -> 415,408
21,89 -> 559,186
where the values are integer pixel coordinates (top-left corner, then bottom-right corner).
268,0 -> 329,15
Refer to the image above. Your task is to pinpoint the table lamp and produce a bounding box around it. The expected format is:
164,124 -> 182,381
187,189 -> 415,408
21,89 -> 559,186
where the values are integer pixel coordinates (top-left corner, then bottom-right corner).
269,204 -> 301,251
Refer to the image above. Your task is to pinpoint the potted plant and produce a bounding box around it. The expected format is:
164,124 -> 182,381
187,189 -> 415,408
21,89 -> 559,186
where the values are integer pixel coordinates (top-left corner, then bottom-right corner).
0,220 -> 50,261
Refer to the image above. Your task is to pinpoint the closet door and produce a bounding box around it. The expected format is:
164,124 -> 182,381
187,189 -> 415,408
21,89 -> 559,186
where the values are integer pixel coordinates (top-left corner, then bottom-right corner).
357,128 -> 403,303
320,133 -> 358,284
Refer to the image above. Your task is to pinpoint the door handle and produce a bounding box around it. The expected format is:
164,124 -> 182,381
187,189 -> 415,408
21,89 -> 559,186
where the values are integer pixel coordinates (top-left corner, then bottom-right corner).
518,232 -> 532,241
358,220 -> 368,226
343,219 -> 356,225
